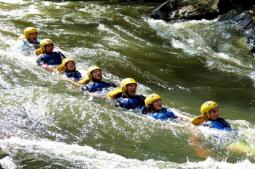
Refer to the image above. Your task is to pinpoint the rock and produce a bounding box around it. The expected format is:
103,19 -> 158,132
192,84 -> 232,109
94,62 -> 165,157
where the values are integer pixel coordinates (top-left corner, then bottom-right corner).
0,149 -> 8,159
151,0 -> 220,20
125,0 -> 166,2
151,0 -> 255,52
218,0 -> 255,14
151,0 -> 255,20
220,9 -> 255,52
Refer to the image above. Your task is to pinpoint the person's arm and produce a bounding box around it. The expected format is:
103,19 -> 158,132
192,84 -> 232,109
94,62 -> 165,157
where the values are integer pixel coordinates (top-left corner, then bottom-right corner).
73,71 -> 82,82
36,57 -> 55,72
188,134 -> 211,158
61,77 -> 81,87
36,56 -> 45,66
110,83 -> 117,87
114,98 -> 123,107
41,64 -> 55,73
174,111 -> 192,122
81,85 -> 89,91
165,110 -> 178,119
57,51 -> 66,59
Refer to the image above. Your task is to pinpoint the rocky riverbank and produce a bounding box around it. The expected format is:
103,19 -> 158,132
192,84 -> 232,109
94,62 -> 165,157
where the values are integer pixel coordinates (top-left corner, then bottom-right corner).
151,0 -> 255,52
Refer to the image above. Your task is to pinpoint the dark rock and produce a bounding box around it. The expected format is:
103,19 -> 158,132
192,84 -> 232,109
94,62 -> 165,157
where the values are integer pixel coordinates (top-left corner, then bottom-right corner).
220,9 -> 255,51
218,0 -> 255,14
151,1 -> 171,20
151,0 -> 255,52
151,0 -> 255,21
151,0 -> 221,20
0,148 -> 8,169
0,149 -> 8,159
125,0 -> 166,2
48,0 -> 167,2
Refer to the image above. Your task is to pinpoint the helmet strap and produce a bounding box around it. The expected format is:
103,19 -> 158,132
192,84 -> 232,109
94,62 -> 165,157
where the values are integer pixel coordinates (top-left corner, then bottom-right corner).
204,113 -> 209,121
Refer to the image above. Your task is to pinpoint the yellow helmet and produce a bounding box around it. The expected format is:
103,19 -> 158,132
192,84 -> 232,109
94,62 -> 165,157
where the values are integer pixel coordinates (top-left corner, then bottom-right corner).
120,78 -> 137,92
40,38 -> 53,52
145,93 -> 161,107
24,27 -> 37,39
56,58 -> 74,72
87,66 -> 101,79
200,101 -> 219,115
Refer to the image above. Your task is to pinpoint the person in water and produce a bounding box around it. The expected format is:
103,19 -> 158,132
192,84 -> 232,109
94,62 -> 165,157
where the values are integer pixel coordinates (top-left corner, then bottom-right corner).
141,93 -> 177,120
78,66 -> 116,92
192,101 -> 232,131
141,93 -> 192,121
108,78 -> 145,110
190,101 -> 235,158
56,58 -> 82,82
14,27 -> 40,54
36,38 -> 65,72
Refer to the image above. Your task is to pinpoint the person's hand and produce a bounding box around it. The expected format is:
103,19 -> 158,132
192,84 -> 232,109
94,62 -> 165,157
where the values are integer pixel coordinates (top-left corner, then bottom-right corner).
41,64 -> 48,68
42,64 -> 54,73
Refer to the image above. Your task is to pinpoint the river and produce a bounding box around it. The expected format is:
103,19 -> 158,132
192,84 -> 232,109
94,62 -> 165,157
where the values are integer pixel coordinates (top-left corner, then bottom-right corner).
0,0 -> 254,168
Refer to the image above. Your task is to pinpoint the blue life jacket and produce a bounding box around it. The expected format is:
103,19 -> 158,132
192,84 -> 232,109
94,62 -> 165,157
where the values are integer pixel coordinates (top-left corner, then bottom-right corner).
22,39 -> 40,50
37,51 -> 65,66
14,38 -> 40,55
149,108 -> 177,121
82,81 -> 116,92
115,95 -> 145,110
202,118 -> 232,131
64,70 -> 82,81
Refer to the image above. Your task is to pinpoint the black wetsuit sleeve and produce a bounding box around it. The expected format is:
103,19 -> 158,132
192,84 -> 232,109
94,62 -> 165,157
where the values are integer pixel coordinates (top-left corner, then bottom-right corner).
111,83 -> 117,87
140,95 -> 146,107
141,95 -> 145,100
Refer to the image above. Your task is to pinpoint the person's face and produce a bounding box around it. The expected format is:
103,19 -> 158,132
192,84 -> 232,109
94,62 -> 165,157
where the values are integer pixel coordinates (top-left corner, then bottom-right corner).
151,99 -> 163,111
125,83 -> 137,97
44,43 -> 54,53
65,61 -> 75,71
208,107 -> 220,120
91,69 -> 102,81
28,32 -> 37,42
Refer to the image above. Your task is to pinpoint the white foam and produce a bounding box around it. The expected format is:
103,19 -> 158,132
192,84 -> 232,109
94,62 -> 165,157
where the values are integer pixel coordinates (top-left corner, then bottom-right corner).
1,137 -> 255,169
0,0 -> 24,3
184,158 -> 255,169
0,156 -> 16,169
248,71 -> 255,86
146,18 -> 250,65
213,52 -> 244,66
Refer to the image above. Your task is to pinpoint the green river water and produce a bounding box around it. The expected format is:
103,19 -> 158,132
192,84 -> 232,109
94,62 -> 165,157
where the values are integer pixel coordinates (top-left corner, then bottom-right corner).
0,0 -> 254,168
